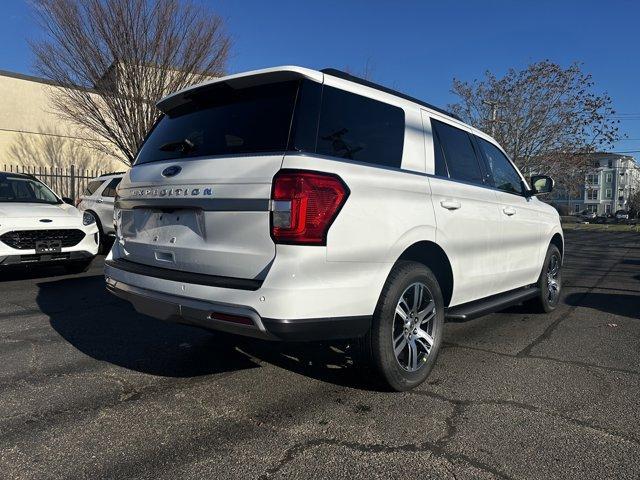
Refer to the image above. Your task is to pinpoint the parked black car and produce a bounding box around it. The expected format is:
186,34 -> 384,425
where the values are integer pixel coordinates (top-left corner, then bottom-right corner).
615,210 -> 630,223
579,210 -> 597,222
594,214 -> 612,224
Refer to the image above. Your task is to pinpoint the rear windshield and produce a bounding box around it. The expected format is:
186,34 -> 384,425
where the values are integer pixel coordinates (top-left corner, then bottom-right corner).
134,79 -> 405,169
135,81 -> 299,165
0,175 -> 59,204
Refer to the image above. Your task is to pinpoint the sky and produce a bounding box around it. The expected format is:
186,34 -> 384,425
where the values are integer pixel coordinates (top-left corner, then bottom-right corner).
1,0 -> 639,154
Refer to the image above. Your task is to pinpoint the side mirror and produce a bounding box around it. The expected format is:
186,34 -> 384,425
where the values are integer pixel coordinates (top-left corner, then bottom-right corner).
529,175 -> 554,196
61,197 -> 74,205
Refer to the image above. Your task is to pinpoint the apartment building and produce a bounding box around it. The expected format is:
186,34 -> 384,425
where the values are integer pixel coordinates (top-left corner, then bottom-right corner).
574,153 -> 640,215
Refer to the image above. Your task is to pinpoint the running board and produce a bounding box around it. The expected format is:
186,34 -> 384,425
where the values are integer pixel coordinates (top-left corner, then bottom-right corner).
445,286 -> 540,322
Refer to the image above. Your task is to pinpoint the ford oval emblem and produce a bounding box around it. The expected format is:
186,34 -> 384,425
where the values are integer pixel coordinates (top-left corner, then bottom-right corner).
162,165 -> 182,177
39,219 -> 53,223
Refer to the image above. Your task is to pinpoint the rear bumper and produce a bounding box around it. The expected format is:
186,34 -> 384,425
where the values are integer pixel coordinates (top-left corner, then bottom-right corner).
105,257 -> 262,290
106,276 -> 371,341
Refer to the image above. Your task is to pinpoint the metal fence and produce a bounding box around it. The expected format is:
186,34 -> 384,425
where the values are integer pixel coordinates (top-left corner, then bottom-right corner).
2,164 -> 108,200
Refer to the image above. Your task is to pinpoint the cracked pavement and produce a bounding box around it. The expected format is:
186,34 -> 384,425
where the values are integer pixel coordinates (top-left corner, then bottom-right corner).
0,230 -> 639,479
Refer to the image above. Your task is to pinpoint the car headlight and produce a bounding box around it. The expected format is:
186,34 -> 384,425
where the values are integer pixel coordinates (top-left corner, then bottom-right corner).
83,211 -> 96,226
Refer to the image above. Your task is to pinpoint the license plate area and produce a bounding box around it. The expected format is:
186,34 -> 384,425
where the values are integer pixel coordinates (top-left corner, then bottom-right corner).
35,240 -> 62,254
121,208 -> 205,244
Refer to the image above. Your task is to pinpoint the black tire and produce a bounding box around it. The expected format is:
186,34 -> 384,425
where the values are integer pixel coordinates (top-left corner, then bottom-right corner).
86,211 -> 108,254
365,261 -> 445,391
527,244 -> 562,313
64,258 -> 93,274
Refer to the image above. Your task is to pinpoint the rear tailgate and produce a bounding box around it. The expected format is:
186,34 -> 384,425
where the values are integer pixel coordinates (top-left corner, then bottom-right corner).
112,72 -> 319,281
115,155 -> 281,279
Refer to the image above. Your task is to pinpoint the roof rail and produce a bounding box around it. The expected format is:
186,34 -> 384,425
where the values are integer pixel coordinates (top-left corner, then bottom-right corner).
321,68 -> 462,122
0,171 -> 37,179
98,171 -> 126,178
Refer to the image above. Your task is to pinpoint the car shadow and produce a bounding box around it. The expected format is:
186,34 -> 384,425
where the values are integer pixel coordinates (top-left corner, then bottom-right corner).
38,275 -> 259,377
39,274 -> 376,387
0,264 -> 73,282
230,336 -> 375,390
564,292 -> 640,319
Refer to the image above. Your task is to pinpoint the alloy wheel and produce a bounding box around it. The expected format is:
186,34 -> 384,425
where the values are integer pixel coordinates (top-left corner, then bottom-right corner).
392,282 -> 437,372
547,254 -> 561,304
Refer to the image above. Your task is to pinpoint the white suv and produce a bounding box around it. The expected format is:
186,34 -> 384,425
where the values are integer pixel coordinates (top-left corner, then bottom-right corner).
0,172 -> 99,272
77,173 -> 124,250
105,66 -> 563,391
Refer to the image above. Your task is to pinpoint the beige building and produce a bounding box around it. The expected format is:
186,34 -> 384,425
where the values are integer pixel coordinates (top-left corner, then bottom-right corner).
0,69 -> 125,172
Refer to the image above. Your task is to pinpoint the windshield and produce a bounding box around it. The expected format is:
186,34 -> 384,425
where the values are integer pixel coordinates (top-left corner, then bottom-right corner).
0,175 -> 60,204
135,81 -> 300,165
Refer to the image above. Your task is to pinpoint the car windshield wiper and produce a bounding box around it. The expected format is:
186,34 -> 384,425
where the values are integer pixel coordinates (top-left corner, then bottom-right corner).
159,138 -> 196,154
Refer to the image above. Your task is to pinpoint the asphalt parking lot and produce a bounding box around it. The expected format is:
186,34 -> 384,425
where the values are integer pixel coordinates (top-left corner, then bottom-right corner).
0,229 -> 639,480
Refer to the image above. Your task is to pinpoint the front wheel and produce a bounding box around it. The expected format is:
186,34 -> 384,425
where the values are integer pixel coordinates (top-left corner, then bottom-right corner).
527,244 -> 562,313
365,261 -> 444,391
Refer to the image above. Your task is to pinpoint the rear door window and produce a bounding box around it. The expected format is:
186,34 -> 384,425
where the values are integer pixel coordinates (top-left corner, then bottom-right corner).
316,86 -> 405,168
432,127 -> 448,177
431,119 -> 484,184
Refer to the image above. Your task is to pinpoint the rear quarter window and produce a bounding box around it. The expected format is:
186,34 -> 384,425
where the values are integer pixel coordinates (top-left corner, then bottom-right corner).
101,178 -> 122,197
316,87 -> 405,168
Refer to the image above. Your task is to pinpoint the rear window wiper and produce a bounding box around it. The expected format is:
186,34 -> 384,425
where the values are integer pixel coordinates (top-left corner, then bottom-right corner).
159,138 -> 196,154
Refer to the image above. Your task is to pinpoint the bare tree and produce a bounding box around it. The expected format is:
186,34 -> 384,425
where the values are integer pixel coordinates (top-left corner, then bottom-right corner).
7,125 -> 121,171
449,61 -> 621,191
344,58 -> 376,81
31,0 -> 231,165
629,191 -> 640,218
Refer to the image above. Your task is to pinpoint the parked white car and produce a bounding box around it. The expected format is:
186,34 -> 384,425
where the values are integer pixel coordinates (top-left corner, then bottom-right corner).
76,172 -> 124,251
0,172 -> 99,272
105,66 -> 563,391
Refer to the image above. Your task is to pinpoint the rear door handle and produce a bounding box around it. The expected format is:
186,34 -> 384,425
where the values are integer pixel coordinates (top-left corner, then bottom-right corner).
503,207 -> 516,216
440,200 -> 461,211
96,199 -> 103,203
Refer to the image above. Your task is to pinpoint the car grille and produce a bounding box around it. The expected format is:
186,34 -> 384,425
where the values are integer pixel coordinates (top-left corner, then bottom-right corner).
0,229 -> 86,249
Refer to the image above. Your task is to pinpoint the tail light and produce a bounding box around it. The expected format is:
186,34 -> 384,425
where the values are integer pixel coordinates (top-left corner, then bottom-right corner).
271,170 -> 349,245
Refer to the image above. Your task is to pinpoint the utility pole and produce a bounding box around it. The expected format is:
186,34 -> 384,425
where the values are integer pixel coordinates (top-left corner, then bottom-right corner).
483,100 -> 502,137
